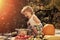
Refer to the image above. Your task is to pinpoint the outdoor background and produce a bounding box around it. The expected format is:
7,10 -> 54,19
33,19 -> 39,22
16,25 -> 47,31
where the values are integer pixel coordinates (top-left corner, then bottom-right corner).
0,0 -> 60,33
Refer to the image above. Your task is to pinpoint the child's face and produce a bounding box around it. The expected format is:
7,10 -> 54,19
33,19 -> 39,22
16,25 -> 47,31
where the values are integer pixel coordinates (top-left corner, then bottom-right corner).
23,11 -> 32,19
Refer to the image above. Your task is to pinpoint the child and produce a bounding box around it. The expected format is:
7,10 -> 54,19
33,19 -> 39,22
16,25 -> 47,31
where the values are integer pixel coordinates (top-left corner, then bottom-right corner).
21,6 -> 43,36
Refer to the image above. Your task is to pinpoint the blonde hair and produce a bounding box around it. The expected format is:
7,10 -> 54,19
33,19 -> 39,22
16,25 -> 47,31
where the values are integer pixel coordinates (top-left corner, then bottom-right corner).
21,6 -> 34,14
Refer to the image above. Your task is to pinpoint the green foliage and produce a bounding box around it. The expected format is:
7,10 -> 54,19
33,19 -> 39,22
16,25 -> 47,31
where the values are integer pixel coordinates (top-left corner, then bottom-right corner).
27,0 -> 60,28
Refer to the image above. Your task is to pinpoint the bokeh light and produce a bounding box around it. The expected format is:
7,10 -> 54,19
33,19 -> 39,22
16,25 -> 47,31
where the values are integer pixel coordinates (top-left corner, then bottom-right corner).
0,0 -> 4,9
0,0 -> 14,16
0,0 -> 27,33
0,0 -> 15,33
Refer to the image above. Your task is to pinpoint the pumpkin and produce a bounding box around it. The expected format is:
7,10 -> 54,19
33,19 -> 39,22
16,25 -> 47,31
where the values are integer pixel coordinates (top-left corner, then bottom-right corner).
42,24 -> 55,35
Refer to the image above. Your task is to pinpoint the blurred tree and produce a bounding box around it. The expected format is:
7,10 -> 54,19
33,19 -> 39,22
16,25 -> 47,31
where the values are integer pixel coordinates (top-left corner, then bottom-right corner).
27,0 -> 60,28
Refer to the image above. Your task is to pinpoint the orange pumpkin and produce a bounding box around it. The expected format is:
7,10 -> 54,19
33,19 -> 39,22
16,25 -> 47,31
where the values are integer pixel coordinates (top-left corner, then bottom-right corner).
42,24 -> 55,35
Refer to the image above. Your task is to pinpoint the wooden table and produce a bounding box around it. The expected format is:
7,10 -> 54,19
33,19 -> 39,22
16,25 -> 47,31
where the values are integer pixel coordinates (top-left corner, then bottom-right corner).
44,34 -> 60,40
